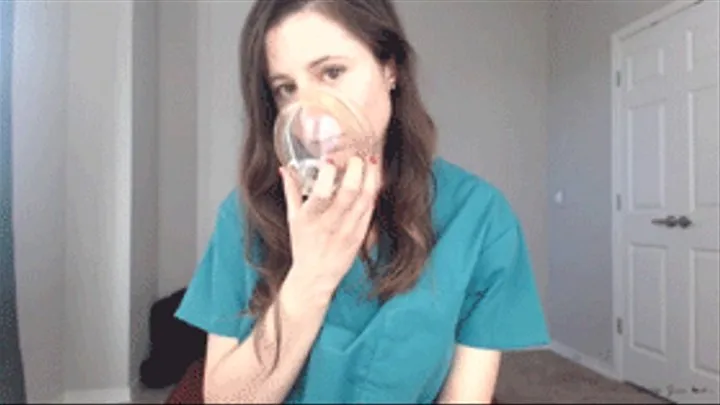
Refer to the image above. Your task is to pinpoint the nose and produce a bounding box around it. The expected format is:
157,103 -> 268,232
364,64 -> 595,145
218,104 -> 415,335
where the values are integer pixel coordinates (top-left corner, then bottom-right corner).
295,81 -> 323,104
299,109 -> 341,143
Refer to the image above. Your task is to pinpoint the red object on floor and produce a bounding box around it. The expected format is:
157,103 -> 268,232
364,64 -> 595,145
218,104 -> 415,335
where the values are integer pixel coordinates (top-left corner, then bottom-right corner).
164,359 -> 205,404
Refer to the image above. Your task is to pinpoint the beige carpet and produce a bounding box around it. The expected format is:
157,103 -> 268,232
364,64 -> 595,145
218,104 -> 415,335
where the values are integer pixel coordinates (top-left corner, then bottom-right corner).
495,350 -> 671,404
133,350 -> 672,404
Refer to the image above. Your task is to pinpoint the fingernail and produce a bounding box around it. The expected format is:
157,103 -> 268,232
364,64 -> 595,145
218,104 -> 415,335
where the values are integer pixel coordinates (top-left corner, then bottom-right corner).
369,156 -> 378,164
326,158 -> 335,165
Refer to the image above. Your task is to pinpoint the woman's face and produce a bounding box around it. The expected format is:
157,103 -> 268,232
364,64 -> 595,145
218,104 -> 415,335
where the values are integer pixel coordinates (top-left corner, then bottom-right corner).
265,9 -> 396,160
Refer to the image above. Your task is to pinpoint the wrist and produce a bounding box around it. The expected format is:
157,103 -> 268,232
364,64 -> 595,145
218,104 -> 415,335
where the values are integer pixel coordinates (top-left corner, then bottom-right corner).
280,269 -> 335,315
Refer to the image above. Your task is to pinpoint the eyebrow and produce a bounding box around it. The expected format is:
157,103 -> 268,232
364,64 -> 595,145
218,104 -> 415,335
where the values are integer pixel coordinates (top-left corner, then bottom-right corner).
268,55 -> 338,84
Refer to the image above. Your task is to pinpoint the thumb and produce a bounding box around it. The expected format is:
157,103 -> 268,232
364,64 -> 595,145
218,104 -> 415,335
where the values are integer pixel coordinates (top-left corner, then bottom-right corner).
279,166 -> 302,220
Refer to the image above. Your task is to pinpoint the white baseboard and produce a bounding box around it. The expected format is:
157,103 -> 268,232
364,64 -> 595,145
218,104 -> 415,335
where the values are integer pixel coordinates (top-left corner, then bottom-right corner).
550,340 -> 620,382
61,387 -> 132,404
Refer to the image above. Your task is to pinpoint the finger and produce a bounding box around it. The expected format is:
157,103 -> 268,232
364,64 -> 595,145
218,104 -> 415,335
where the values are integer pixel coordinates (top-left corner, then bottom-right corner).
279,167 -> 302,220
322,156 -> 365,225
302,160 -> 337,216
352,201 -> 376,241
344,156 -> 382,232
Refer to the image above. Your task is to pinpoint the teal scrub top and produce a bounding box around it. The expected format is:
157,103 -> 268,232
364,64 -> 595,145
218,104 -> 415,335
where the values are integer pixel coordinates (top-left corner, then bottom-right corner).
175,157 -> 550,403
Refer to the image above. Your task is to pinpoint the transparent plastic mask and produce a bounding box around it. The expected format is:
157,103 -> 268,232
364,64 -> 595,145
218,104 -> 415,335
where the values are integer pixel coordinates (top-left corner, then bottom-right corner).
273,88 -> 380,196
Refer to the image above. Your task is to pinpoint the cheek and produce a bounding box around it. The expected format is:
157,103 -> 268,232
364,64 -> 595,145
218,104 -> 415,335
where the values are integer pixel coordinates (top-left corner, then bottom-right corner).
362,89 -> 392,141
339,70 -> 392,140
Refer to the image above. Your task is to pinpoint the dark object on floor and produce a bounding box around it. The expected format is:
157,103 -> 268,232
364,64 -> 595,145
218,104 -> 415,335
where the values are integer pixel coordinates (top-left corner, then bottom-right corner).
140,288 -> 207,389
165,358 -> 205,404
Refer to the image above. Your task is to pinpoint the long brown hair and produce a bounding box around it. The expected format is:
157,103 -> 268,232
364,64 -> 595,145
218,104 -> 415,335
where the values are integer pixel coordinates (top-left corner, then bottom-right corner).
239,0 -> 437,319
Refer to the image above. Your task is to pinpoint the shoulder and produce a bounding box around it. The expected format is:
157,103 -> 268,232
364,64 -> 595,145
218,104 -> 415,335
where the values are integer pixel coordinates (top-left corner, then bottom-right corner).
211,189 -> 248,243
201,189 -> 256,276
431,157 -> 519,243
174,190 -> 258,338
216,189 -> 243,224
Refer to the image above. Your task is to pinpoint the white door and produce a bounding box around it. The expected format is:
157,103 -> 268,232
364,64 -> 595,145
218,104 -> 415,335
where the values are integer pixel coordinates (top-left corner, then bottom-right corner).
618,0 -> 719,403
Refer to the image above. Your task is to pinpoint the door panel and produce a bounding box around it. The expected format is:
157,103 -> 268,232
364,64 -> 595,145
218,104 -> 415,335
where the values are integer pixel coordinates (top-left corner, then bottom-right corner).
621,9 -> 680,398
675,2 -> 720,402
620,1 -> 719,403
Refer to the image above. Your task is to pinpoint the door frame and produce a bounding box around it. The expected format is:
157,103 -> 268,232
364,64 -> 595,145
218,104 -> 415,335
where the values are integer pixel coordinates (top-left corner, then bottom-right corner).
610,0 -> 707,382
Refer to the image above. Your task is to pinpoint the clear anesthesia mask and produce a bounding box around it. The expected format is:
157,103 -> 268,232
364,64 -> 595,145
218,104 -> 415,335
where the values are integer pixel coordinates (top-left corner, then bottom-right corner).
273,88 -> 380,196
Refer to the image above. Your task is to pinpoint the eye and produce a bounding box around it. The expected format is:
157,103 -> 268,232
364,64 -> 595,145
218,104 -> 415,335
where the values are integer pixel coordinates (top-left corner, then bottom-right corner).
273,83 -> 296,100
322,65 -> 346,81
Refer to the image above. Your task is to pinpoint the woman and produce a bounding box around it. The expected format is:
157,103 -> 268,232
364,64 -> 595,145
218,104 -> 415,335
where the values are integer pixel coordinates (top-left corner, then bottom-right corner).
175,0 -> 549,403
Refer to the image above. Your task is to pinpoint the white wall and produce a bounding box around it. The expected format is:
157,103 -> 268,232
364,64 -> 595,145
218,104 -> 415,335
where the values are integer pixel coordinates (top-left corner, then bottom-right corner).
396,0 -> 550,305
64,1 -> 133,395
12,2 -> 68,401
546,0 -> 672,372
157,2 -> 198,298
13,1 -> 159,402
130,0 -> 160,390
154,1 -> 249,297
194,2 -> 250,256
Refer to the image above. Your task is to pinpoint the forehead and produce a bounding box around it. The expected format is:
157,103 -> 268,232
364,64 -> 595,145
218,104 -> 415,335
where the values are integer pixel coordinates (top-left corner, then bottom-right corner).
265,10 -> 368,76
